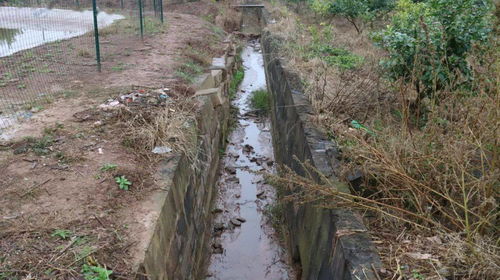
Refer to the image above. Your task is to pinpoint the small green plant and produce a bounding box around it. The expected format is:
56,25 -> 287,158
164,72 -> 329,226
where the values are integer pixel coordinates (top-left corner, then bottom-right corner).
81,264 -> 112,280
24,135 -> 54,155
111,63 -> 126,72
412,270 -> 425,280
250,89 -> 270,113
115,176 -> 132,190
100,163 -> 117,172
51,229 -> 72,240
143,17 -> 165,34
263,202 -> 285,239
229,66 -> 244,99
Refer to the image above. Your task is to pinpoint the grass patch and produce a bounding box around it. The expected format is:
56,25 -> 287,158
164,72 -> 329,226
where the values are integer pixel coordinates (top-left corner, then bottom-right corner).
263,202 -> 285,239
249,89 -> 270,114
174,61 -> 204,83
308,44 -> 364,70
268,2 -> 500,279
229,66 -> 244,99
111,63 -> 126,72
144,17 -> 167,34
24,135 -> 54,156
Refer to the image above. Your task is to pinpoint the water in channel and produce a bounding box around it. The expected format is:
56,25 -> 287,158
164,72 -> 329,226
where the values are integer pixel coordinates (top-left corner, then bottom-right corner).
206,40 -> 294,280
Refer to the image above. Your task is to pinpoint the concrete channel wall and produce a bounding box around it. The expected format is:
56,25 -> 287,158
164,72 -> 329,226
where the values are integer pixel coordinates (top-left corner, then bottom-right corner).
134,38 -> 238,280
258,10 -> 382,280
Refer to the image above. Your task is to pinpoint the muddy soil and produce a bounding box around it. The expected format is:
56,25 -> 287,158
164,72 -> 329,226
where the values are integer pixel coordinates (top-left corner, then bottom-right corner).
206,40 -> 294,280
0,1 -> 238,278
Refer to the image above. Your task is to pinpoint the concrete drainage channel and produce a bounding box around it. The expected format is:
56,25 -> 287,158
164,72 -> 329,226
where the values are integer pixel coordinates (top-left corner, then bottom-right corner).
136,4 -> 381,280
206,39 -> 294,279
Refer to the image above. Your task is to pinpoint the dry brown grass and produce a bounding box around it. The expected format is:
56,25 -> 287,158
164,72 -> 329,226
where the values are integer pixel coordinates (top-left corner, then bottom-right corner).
118,96 -> 198,162
215,2 -> 242,33
266,2 -> 499,279
267,5 -> 391,123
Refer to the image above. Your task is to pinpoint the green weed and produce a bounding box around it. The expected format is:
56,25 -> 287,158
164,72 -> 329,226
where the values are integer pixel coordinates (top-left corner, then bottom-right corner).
24,135 -> 54,155
115,176 -> 131,191
144,17 -> 166,34
51,229 -> 72,240
111,63 -> 126,72
229,66 -> 244,99
263,202 -> 285,239
100,163 -> 118,172
43,123 -> 63,136
249,89 -> 270,113
81,264 -> 112,280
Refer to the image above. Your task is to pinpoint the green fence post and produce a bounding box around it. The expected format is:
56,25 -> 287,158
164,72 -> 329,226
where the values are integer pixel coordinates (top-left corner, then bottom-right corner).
160,0 -> 164,23
120,0 -> 124,9
92,0 -> 101,72
138,0 -> 144,39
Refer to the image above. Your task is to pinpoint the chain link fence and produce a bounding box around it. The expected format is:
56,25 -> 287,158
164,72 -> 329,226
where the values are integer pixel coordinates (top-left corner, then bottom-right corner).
0,0 -> 165,129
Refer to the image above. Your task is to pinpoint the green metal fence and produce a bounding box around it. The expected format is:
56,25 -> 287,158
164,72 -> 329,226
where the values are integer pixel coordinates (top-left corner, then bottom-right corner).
0,0 -> 165,129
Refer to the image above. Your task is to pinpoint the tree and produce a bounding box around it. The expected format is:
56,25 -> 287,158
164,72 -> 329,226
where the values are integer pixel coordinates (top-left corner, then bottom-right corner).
311,0 -> 395,33
375,0 -> 493,101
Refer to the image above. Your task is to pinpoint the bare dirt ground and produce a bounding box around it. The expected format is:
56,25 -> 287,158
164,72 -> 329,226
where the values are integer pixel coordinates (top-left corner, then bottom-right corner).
0,1 -> 240,278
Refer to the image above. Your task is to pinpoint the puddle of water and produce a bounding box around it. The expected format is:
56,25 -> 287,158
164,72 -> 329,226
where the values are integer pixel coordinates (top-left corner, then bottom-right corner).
0,7 -> 124,57
206,40 -> 294,280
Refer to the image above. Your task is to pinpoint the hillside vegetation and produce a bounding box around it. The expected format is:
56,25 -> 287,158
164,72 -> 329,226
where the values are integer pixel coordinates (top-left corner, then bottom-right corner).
268,0 -> 499,278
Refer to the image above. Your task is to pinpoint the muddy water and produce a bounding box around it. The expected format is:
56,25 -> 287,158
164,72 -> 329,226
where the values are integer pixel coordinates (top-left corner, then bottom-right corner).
206,41 -> 294,280
0,7 -> 123,57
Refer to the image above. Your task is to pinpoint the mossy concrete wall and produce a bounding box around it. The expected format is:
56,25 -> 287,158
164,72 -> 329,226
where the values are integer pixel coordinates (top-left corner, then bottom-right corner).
262,30 -> 381,280
134,38 -> 238,280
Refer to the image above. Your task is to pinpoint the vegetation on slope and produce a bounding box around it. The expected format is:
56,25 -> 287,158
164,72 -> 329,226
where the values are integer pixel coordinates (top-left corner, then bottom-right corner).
268,0 -> 499,278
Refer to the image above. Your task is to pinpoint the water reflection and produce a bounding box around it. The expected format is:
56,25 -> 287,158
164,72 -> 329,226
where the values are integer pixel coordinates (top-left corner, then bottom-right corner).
0,6 -> 123,57
0,28 -> 23,47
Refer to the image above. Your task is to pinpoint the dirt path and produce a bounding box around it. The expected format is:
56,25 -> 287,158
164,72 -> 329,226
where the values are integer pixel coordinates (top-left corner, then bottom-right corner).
0,2 -> 239,278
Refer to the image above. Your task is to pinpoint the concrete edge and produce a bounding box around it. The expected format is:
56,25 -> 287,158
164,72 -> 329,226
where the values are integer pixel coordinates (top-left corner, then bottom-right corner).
261,29 -> 382,280
132,35 -> 239,280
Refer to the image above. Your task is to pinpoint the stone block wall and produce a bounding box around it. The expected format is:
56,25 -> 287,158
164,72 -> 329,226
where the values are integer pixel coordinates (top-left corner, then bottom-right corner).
262,31 -> 381,280
134,37 -> 238,280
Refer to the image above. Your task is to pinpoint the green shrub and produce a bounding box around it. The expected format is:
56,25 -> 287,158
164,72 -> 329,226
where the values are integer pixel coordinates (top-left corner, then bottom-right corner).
311,0 -> 395,33
374,0 -> 493,100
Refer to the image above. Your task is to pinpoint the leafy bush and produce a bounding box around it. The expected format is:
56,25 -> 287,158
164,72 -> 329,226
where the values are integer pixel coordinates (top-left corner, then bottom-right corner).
375,0 -> 493,100
311,0 -> 395,32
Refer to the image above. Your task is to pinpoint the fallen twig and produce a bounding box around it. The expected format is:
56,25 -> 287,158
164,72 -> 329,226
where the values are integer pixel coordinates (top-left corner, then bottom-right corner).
20,178 -> 51,198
